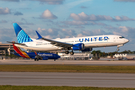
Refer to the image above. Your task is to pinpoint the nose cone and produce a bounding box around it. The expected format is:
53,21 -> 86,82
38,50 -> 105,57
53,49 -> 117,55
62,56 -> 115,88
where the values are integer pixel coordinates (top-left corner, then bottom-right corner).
125,39 -> 129,43
57,55 -> 61,58
54,54 -> 61,59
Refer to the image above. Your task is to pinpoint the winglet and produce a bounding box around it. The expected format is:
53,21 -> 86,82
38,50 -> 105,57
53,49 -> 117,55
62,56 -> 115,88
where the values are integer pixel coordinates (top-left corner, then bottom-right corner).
36,31 -> 42,39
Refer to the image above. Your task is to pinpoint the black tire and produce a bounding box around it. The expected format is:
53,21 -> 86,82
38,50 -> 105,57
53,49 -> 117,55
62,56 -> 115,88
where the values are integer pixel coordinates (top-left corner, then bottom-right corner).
70,51 -> 74,55
65,51 -> 69,54
34,58 -> 37,61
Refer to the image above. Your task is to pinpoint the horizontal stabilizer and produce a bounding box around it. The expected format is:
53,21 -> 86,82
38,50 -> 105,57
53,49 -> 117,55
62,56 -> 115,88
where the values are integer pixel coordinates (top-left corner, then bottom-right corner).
7,41 -> 26,46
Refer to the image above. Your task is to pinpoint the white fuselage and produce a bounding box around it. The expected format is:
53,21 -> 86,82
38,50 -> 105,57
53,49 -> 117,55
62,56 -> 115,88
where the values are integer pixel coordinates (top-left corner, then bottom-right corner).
15,35 -> 129,51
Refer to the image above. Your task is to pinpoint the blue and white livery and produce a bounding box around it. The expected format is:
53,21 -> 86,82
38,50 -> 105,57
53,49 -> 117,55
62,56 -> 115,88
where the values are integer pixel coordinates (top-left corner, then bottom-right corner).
13,23 -> 129,55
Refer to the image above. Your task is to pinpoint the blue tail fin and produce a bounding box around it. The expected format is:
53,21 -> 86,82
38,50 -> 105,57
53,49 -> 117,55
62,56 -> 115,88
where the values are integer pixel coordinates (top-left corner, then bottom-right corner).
13,23 -> 33,43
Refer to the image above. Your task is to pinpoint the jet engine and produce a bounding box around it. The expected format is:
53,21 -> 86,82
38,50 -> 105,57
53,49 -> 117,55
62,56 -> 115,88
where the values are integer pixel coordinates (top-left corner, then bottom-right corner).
72,43 -> 85,50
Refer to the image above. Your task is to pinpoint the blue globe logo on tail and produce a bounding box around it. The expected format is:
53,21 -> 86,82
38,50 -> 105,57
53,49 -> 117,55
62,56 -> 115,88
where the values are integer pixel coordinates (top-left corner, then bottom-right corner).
13,23 -> 33,43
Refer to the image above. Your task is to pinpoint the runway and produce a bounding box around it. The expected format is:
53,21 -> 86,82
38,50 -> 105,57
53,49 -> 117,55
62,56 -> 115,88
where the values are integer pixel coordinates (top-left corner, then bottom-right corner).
1,59 -> 135,88
0,59 -> 135,66
0,72 -> 135,88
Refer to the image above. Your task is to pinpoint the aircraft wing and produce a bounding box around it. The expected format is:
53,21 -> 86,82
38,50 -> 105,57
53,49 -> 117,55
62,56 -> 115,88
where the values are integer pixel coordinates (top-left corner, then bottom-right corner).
36,31 -> 73,48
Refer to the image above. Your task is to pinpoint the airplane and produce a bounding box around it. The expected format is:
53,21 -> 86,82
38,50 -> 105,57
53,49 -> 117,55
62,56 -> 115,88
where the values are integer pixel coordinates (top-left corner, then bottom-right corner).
13,43 -> 60,61
12,23 -> 129,55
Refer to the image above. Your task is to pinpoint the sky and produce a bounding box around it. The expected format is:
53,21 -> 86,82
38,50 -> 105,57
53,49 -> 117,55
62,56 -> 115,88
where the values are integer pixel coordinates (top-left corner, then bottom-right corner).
0,0 -> 135,52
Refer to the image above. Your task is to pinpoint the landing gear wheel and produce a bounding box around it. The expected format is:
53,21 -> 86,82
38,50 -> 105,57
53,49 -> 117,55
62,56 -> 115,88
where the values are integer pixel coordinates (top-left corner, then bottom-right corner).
65,51 -> 69,54
34,58 -> 37,61
34,58 -> 39,61
70,51 -> 74,55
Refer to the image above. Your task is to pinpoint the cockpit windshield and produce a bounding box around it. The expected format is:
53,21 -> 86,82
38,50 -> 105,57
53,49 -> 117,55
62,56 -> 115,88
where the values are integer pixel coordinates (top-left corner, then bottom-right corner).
119,36 -> 125,38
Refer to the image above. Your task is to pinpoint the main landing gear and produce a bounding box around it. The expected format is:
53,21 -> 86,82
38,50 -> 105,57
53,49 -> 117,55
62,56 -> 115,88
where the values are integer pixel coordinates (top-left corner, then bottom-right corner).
34,55 -> 41,61
65,50 -> 74,55
65,51 -> 69,54
70,51 -> 74,55
34,58 -> 39,61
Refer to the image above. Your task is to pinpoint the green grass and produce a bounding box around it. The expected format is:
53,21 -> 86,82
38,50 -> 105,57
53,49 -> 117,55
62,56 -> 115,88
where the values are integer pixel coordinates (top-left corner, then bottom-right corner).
0,85 -> 135,90
0,65 -> 135,73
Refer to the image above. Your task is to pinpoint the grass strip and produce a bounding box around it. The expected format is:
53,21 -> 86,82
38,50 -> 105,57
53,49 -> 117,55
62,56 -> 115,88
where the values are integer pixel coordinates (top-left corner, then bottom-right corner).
0,85 -> 135,90
0,65 -> 135,73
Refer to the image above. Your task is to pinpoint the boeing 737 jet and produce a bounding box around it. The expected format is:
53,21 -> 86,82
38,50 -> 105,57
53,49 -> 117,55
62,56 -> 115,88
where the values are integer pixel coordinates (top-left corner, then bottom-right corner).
13,43 -> 60,61
12,23 -> 129,55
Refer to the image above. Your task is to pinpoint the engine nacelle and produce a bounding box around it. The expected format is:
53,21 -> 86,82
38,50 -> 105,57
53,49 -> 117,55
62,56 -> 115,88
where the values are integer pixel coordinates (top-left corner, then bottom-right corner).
81,48 -> 93,52
72,43 -> 85,50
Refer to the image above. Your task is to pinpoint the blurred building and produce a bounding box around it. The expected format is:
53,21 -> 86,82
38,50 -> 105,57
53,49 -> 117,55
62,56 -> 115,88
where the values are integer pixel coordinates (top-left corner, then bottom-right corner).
58,52 -> 93,60
114,54 -> 135,60
0,43 -> 14,56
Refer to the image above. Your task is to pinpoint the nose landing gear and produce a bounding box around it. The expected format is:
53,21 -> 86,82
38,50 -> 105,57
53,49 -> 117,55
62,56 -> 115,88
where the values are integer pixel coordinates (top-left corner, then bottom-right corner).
117,44 -> 123,51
